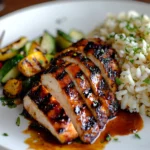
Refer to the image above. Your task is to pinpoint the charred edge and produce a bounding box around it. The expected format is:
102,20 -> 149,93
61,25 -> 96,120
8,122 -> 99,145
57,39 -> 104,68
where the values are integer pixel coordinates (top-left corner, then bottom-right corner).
44,65 -> 59,74
82,116 -> 97,131
89,66 -> 100,75
99,78 -> 108,90
57,128 -> 65,134
83,88 -> 92,98
56,70 -> 67,80
64,81 -> 75,95
108,101 -> 119,119
75,71 -> 83,78
52,108 -> 70,123
101,57 -> 118,80
28,86 -> 53,114
84,42 -> 110,58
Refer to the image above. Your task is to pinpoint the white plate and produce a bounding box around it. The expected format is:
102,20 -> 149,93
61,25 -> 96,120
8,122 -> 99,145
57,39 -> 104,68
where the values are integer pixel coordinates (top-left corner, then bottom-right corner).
0,1 -> 150,150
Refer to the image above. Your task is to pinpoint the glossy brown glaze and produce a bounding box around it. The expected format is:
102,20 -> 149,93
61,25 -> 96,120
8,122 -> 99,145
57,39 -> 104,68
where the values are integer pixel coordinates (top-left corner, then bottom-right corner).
24,110 -> 143,150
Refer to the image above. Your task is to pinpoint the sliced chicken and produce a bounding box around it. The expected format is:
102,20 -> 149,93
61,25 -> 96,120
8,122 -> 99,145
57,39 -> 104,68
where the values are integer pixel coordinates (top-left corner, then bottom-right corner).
23,85 -> 78,143
52,47 -> 118,118
65,64 -> 108,128
41,65 -> 100,144
72,38 -> 120,93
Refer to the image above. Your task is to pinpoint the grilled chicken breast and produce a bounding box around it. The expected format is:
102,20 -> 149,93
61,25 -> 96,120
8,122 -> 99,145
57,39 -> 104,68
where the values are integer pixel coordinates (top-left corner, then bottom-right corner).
23,85 -> 78,143
24,38 -> 119,145
41,65 -> 100,144
51,42 -> 118,118
65,64 -> 108,128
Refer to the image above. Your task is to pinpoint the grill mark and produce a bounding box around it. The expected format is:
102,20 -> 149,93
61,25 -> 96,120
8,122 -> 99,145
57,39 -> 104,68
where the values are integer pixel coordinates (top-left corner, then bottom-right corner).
28,85 -> 70,124
51,108 -> 70,123
57,128 -> 65,134
33,57 -> 43,70
44,65 -> 59,74
82,116 -> 97,131
84,42 -> 111,59
24,58 -> 33,68
83,88 -> 92,98
75,71 -> 83,78
56,70 -> 67,80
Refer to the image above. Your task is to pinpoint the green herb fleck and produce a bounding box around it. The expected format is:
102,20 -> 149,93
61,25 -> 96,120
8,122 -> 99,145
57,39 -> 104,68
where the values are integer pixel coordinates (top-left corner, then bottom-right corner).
39,60 -> 43,65
134,133 -> 141,139
125,48 -> 129,53
3,133 -> 8,136
113,137 -> 119,141
106,134 -> 111,142
16,117 -> 20,126
130,59 -> 134,64
73,53 -> 77,56
126,23 -> 136,31
115,78 -> 123,85
133,47 -> 140,54
143,78 -> 150,84
80,76 -> 84,80
0,97 -> 16,108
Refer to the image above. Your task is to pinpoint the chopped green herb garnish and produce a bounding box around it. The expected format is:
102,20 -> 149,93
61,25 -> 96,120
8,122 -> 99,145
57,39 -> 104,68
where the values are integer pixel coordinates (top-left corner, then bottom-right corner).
125,48 -> 129,53
39,60 -> 43,65
115,78 -> 123,85
113,137 -> 119,141
80,76 -> 84,80
143,78 -> 150,84
0,97 -> 16,108
130,59 -> 134,64
16,117 -> 20,126
134,133 -> 141,139
133,47 -> 140,53
73,53 -> 77,56
106,134 -> 111,142
3,133 -> 8,136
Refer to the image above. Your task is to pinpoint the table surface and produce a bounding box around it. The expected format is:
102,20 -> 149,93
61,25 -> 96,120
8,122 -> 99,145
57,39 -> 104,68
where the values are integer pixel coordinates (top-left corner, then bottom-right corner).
0,0 -> 150,17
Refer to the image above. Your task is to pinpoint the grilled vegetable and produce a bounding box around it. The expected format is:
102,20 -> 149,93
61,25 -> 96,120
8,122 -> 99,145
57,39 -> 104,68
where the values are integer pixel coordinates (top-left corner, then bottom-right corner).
41,31 -> 56,54
0,37 -> 27,61
33,37 -> 42,45
45,54 -> 54,63
2,66 -> 20,83
57,30 -> 72,42
0,54 -> 23,82
24,42 -> 32,56
18,51 -> 48,77
3,79 -> 22,98
69,29 -> 84,42
56,30 -> 73,50
28,42 -> 42,55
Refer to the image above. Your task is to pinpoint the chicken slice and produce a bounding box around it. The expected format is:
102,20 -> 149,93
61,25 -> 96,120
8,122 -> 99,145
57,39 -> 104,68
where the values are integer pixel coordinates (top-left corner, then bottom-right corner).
65,64 -> 108,128
72,38 -> 120,93
41,65 -> 100,144
23,85 -> 78,143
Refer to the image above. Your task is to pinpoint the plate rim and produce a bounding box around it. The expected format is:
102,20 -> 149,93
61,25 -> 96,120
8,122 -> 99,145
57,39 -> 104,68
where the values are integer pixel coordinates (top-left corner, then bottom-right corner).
0,0 -> 149,21
0,0 -> 150,150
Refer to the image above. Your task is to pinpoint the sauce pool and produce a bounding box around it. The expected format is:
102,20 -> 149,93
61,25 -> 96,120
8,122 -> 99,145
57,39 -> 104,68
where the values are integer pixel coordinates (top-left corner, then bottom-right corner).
24,110 -> 143,150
